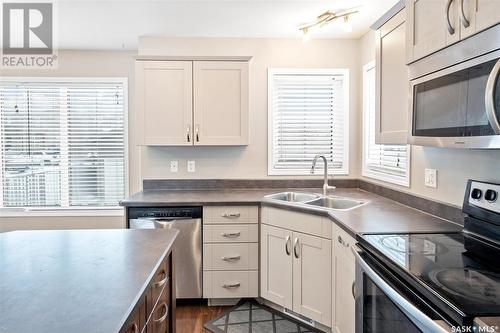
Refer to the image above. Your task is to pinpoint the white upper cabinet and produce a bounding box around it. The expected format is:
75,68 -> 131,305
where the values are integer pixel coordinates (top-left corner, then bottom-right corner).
193,61 -> 249,146
376,9 -> 409,144
406,0 -> 500,63
136,60 -> 249,146
136,61 -> 193,146
460,0 -> 500,38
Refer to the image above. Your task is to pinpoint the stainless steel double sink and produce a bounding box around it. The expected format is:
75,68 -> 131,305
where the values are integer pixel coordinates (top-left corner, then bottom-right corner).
263,191 -> 366,211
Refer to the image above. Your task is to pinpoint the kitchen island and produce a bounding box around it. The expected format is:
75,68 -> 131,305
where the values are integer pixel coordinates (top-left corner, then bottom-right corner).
0,229 -> 178,333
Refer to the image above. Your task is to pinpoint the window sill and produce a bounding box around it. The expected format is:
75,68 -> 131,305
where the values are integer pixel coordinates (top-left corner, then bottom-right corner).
0,207 -> 124,218
362,170 -> 410,188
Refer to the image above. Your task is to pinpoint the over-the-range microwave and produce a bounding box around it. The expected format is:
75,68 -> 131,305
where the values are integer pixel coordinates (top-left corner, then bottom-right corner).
408,24 -> 500,149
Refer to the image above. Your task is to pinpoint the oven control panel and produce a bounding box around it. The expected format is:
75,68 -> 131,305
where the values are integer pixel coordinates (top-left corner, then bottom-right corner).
469,181 -> 500,213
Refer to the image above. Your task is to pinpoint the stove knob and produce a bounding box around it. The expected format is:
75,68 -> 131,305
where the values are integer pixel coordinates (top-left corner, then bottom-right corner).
471,188 -> 482,200
485,189 -> 498,202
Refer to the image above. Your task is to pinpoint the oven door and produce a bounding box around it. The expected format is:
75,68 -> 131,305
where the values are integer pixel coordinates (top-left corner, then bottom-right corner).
352,245 -> 451,333
409,50 -> 500,149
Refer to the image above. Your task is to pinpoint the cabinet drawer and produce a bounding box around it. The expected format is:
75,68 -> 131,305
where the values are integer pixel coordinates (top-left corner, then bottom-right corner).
203,243 -> 258,271
203,224 -> 258,243
204,205 -> 258,224
148,282 -> 170,333
203,270 -> 258,298
261,206 -> 331,239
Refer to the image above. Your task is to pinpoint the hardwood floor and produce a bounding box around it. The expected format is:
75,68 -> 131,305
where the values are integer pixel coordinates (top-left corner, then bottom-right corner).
175,300 -> 229,333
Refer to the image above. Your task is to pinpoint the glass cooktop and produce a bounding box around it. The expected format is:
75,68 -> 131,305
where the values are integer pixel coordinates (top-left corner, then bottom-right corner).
361,233 -> 500,318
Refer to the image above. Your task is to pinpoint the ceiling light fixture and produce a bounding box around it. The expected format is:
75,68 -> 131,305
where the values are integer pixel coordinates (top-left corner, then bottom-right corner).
299,7 -> 360,38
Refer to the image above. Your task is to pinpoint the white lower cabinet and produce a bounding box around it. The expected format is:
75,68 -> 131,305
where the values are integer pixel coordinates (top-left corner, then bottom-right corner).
260,222 -> 332,327
332,224 -> 356,333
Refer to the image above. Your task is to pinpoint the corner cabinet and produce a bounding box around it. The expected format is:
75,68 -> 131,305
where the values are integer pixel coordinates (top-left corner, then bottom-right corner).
406,0 -> 500,63
136,60 -> 249,146
375,8 -> 409,144
260,207 -> 332,328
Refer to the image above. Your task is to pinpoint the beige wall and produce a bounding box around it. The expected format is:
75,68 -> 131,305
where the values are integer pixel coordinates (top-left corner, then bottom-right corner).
138,37 -> 362,180
357,31 -> 500,207
0,51 -> 135,231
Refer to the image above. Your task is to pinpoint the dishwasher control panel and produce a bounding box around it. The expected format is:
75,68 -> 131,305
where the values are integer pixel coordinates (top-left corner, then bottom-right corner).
128,206 -> 202,220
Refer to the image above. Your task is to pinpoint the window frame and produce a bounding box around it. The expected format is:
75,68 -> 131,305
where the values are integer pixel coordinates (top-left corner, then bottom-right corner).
267,68 -> 350,176
0,76 -> 128,217
361,61 -> 410,187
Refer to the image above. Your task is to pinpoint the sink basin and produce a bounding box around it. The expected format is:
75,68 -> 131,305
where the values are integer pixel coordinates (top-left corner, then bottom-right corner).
305,197 -> 365,210
264,192 -> 320,203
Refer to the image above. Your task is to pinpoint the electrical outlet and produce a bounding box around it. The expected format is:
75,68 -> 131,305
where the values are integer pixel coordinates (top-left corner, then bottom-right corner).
187,160 -> 195,173
170,160 -> 178,173
425,168 -> 437,188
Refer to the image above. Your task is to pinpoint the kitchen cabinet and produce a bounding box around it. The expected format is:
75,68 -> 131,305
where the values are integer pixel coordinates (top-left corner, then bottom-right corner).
375,8 -> 409,144
136,60 -> 249,146
406,0 -> 500,63
461,0 -> 500,38
135,61 -> 193,146
260,207 -> 332,327
193,61 -> 249,145
332,224 -> 356,333
202,205 -> 258,300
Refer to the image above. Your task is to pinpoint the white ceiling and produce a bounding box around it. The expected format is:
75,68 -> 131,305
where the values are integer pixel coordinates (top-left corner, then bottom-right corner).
54,0 -> 399,50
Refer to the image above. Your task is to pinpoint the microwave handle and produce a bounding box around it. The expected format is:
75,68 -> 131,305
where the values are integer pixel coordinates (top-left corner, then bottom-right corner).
485,59 -> 500,135
352,245 -> 450,333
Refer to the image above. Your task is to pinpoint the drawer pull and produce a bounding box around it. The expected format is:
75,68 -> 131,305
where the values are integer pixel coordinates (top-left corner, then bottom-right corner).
153,270 -> 169,288
293,238 -> 300,259
153,302 -> 169,325
126,322 -> 138,333
222,213 -> 241,218
338,235 -> 349,248
221,255 -> 241,262
221,232 -> 241,238
222,282 -> 241,289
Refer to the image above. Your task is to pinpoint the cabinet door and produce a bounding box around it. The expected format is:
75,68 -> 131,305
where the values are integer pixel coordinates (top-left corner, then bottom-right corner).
406,0 -> 459,63
376,10 -> 409,144
136,61 -> 193,146
461,0 -> 500,38
332,227 -> 356,333
292,232 -> 332,327
193,61 -> 249,146
260,224 -> 293,309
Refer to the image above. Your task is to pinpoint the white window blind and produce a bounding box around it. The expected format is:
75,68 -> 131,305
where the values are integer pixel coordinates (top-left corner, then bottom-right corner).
0,78 -> 126,209
268,69 -> 349,175
362,62 -> 410,187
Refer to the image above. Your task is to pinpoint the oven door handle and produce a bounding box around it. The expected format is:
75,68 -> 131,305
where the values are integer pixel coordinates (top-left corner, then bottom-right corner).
485,59 -> 500,135
352,245 -> 450,333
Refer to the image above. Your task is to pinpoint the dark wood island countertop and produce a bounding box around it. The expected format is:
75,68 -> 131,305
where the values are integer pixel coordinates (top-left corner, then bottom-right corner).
0,229 -> 178,333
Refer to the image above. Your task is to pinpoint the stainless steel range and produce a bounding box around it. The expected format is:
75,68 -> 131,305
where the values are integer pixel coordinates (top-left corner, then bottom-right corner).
354,180 -> 500,332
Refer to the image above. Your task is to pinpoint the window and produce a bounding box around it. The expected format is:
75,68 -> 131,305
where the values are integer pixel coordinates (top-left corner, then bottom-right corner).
0,78 -> 127,211
268,68 -> 349,175
362,62 -> 410,187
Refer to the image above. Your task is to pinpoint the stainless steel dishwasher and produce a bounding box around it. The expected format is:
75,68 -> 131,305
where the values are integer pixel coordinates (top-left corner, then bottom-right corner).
127,206 -> 202,299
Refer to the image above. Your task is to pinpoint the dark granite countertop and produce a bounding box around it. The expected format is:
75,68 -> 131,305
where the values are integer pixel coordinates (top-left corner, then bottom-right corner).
0,229 -> 178,333
121,188 -> 462,237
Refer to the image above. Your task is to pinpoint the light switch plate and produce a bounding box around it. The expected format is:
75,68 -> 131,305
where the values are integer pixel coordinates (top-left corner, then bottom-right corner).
187,160 -> 195,173
425,168 -> 437,188
170,160 -> 178,173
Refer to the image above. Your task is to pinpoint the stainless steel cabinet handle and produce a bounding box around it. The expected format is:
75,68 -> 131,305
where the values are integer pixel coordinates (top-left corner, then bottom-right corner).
221,232 -> 241,238
285,235 -> 291,256
338,235 -> 349,248
293,238 -> 300,259
222,282 -> 241,289
351,281 -> 356,299
126,322 -> 138,333
445,0 -> 455,35
485,59 -> 500,134
195,124 -> 200,142
352,245 -> 449,333
459,0 -> 470,28
153,270 -> 169,288
222,255 -> 241,262
153,302 -> 169,325
186,124 -> 191,143
222,213 -> 241,218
